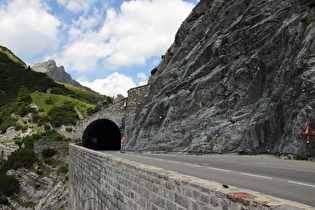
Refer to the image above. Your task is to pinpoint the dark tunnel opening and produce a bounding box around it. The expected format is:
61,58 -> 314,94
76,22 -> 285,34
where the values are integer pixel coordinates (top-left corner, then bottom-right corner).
82,119 -> 121,150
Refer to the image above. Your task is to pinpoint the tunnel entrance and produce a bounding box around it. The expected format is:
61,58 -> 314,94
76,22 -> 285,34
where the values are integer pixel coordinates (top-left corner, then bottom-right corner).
82,119 -> 121,150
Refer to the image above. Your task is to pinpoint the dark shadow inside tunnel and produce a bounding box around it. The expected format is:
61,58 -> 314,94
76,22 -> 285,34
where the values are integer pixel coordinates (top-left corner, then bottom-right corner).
82,119 -> 121,150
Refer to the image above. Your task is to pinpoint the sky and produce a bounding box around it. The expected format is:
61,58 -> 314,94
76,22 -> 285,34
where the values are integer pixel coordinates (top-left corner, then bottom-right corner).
0,0 -> 197,97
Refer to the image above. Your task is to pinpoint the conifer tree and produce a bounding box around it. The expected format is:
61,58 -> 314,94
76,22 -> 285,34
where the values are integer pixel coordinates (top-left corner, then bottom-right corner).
16,86 -> 32,117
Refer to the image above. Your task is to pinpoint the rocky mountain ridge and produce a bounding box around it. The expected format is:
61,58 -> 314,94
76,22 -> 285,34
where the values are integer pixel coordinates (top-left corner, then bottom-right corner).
32,60 -> 85,89
127,0 -> 315,155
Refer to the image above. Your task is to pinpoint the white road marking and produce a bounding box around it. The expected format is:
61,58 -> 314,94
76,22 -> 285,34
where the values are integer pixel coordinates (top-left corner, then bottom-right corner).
167,160 -> 181,164
240,173 -> 272,180
121,154 -> 281,181
126,154 -> 135,157
184,163 -> 201,167
288,181 -> 315,188
208,167 -> 231,173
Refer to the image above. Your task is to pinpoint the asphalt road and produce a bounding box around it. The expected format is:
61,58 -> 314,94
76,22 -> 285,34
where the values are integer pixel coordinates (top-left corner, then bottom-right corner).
104,151 -> 315,207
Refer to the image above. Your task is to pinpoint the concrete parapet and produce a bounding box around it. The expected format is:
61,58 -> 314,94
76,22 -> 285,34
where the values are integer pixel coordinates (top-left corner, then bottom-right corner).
69,144 -> 314,210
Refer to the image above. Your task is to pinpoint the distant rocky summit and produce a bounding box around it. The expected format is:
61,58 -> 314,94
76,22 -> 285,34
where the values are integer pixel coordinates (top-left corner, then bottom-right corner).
126,0 -> 315,155
32,60 -> 84,88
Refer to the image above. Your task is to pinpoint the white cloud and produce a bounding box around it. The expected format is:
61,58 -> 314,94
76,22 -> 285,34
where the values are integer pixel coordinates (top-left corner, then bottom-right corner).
72,9 -> 102,31
59,37 -> 111,72
137,72 -> 148,86
60,0 -> 194,72
0,0 -> 60,58
57,0 -> 98,14
0,0 -> 195,96
152,58 -> 161,66
78,72 -> 136,97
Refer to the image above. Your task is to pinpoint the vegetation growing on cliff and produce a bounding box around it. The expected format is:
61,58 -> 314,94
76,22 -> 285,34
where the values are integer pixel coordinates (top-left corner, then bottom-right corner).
0,46 -> 62,107
0,46 -> 103,207
0,130 -> 70,207
300,0 -> 315,7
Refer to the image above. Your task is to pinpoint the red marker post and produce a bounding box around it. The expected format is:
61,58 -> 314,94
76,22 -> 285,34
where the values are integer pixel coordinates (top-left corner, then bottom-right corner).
120,136 -> 127,152
303,125 -> 313,144
121,136 -> 127,145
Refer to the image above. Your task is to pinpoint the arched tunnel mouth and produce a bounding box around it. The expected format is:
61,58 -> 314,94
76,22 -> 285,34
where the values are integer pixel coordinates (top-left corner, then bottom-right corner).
82,119 -> 121,150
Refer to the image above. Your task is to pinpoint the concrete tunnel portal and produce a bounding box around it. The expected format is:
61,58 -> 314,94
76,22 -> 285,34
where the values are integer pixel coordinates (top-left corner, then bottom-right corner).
82,119 -> 121,150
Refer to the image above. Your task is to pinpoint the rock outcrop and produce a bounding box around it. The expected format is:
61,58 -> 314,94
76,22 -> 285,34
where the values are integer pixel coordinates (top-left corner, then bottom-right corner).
127,0 -> 315,154
32,60 -> 83,88
4,150 -> 69,210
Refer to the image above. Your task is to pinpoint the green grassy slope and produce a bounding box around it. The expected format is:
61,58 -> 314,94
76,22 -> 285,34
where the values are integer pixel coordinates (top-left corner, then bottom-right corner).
0,45 -> 110,132
31,92 -> 95,118
0,46 -> 104,209
0,46 -> 62,106
60,82 -> 112,105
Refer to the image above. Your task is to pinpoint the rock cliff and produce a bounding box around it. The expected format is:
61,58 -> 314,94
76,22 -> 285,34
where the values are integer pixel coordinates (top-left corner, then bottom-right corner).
127,0 -> 315,154
32,60 -> 83,88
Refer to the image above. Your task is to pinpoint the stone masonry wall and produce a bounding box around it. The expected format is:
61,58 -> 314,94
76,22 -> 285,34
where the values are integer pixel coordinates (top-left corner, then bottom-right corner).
69,144 -> 312,210
126,84 -> 150,114
73,84 -> 150,143
124,84 -> 151,140
73,98 -> 127,141
34,141 -> 71,153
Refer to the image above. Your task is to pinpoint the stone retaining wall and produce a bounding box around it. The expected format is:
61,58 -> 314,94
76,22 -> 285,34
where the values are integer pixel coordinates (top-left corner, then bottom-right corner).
124,84 -> 151,142
73,84 -> 150,143
69,144 -> 313,210
73,98 -> 127,141
34,141 -> 70,153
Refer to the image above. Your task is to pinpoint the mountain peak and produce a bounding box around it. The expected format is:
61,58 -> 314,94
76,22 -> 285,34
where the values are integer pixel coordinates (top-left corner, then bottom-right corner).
32,60 -> 81,88
32,60 -> 60,73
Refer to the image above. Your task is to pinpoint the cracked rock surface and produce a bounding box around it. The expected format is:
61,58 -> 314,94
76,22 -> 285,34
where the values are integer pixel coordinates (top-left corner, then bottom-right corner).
127,0 -> 315,154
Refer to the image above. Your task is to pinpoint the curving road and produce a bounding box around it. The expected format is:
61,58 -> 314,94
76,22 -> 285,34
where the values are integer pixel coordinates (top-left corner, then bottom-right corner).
104,151 -> 315,207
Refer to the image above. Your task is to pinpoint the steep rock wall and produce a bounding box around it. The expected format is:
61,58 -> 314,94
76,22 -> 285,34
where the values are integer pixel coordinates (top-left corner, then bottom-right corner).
127,0 -> 315,154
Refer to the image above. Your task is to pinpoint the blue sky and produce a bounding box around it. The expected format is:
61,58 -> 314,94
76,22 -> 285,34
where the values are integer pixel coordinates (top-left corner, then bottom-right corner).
0,0 -> 197,96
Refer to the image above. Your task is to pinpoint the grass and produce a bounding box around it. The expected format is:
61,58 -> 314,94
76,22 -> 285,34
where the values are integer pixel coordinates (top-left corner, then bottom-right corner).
300,0 -> 315,7
23,130 -> 71,143
60,82 -> 108,104
246,152 -> 265,155
0,47 -> 62,106
294,152 -> 309,160
31,92 -> 95,118
41,148 -> 57,158
0,46 -> 27,68
10,195 -> 36,208
57,164 -> 68,175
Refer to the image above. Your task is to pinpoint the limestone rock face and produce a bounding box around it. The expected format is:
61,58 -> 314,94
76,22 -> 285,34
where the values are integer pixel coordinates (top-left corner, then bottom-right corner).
127,0 -> 315,154
32,60 -> 82,88
6,156 -> 69,209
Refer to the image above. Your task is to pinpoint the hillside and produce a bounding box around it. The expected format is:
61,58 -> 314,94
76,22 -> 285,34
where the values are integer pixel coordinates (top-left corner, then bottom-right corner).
127,0 -> 315,155
0,45 -> 112,209
0,45 -> 112,133
0,46 -> 61,106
